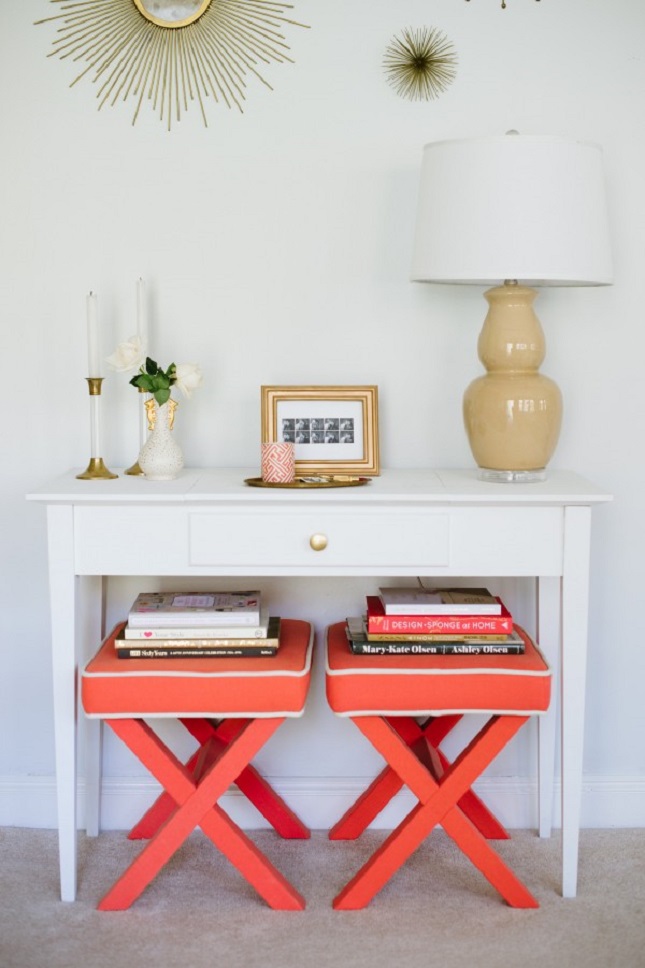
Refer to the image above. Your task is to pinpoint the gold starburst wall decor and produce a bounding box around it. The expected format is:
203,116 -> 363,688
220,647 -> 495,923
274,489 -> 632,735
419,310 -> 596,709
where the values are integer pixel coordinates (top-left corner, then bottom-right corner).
383,27 -> 457,102
35,0 -> 309,129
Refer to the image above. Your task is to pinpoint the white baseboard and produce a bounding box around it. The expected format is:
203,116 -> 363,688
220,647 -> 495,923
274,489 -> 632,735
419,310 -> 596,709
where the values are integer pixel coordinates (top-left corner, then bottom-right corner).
1,774 -> 644,830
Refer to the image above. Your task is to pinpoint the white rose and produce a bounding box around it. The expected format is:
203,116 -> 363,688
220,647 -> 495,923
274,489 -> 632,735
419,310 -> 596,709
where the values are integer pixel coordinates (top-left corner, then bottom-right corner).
106,336 -> 146,373
174,362 -> 203,398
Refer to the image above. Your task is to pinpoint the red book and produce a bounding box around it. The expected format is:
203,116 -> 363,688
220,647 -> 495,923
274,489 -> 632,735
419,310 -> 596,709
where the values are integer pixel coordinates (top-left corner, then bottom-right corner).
365,596 -> 513,636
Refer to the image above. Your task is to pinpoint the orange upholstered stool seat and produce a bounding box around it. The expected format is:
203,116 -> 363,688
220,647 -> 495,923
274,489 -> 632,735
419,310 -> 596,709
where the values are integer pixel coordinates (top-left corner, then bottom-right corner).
82,619 -> 314,911
325,621 -> 551,910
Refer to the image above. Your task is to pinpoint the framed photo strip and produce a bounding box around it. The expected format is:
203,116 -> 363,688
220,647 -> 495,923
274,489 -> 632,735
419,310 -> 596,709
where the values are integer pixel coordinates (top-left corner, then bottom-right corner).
261,386 -> 380,476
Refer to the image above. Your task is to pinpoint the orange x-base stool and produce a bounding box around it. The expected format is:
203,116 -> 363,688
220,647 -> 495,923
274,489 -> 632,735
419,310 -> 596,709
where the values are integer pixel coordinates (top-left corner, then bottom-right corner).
81,619 -> 314,911
325,621 -> 551,910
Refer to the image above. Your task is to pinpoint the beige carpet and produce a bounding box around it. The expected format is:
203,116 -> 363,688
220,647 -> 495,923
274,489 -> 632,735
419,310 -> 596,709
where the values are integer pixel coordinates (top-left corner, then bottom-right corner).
1,827 -> 644,968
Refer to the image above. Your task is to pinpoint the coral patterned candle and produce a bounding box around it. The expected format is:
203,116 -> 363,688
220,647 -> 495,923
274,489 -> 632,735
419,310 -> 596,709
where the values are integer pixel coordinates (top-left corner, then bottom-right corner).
261,442 -> 295,483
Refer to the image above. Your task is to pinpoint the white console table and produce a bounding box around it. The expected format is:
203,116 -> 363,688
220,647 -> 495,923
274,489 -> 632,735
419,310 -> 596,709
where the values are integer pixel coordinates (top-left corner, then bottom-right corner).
28,467 -> 611,902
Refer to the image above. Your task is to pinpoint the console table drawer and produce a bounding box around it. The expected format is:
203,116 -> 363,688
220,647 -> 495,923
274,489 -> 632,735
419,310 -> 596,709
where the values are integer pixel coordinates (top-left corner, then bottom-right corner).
188,508 -> 451,569
73,504 -> 563,575
73,505 -> 449,573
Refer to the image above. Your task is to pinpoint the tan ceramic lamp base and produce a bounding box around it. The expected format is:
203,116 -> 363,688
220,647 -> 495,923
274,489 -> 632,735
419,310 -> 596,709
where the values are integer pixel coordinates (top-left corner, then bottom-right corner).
463,283 -> 562,483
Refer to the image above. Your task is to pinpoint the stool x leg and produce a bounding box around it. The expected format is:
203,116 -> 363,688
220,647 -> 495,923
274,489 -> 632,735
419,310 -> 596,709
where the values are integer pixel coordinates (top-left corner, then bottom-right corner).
334,714 -> 537,911
330,715 -> 507,841
101,717 -> 305,911
129,717 -> 309,841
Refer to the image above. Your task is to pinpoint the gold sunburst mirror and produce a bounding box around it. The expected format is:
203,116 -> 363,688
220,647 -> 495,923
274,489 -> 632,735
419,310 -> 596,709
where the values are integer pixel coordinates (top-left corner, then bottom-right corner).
132,1 -> 212,28
35,0 -> 308,129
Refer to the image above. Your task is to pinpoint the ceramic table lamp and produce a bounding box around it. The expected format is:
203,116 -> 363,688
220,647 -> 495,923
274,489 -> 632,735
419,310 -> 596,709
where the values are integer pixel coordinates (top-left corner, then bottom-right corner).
411,133 -> 613,481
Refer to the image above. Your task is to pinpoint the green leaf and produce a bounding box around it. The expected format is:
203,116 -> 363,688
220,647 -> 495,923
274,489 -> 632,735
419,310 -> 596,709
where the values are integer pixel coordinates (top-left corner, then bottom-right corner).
154,387 -> 171,406
134,374 -> 153,391
145,357 -> 158,375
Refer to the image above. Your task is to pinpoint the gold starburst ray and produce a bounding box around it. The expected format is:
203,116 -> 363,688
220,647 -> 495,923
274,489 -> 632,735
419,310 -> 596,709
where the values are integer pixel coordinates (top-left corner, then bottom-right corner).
204,19 -> 269,80
177,29 -> 191,111
99,23 -> 153,100
186,35 -> 211,127
47,1 -> 138,54
171,31 -> 182,124
201,14 -> 277,95
383,26 -> 457,102
178,30 -> 202,112
219,29 -> 290,83
50,10 -> 134,65
145,28 -> 165,112
150,32 -> 169,115
217,0 -> 299,52
240,0 -> 305,30
65,10 -> 147,90
198,24 -> 247,87
159,30 -> 171,120
226,9 -> 290,49
213,8 -> 293,66
207,31 -> 262,96
132,28 -> 164,123
36,0 -> 308,127
94,22 -> 150,98
118,27 -> 155,103
193,42 -> 234,111
193,29 -> 246,111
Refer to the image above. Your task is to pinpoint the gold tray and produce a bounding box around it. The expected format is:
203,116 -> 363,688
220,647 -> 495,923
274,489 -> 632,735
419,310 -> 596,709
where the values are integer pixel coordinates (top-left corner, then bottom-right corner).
244,476 -> 371,489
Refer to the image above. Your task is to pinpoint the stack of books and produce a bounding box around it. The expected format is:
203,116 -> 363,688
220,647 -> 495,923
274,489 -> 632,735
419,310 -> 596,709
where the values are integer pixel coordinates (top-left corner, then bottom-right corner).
115,590 -> 280,659
345,586 -> 523,656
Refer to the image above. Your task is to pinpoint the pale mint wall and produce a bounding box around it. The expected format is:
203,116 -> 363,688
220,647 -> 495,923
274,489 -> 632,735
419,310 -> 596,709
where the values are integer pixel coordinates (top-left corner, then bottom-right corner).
1,0 -> 643,828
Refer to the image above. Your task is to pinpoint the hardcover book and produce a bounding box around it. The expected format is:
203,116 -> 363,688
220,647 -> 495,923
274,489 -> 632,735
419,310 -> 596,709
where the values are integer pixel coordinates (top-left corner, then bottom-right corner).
116,644 -> 278,659
345,619 -> 525,656
377,586 -> 502,616
123,608 -> 273,640
127,590 -> 262,628
116,618 -> 281,650
365,596 -> 513,636
362,622 -> 509,643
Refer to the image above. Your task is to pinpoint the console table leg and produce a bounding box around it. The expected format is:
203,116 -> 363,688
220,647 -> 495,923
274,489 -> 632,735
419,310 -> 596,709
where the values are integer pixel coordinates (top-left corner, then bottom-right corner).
561,505 -> 592,898
47,504 -> 78,902
536,575 -> 560,839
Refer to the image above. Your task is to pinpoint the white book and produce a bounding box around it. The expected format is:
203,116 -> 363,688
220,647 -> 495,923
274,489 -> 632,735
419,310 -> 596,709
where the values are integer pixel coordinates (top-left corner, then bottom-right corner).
124,607 -> 272,639
127,590 -> 262,628
378,586 -> 502,616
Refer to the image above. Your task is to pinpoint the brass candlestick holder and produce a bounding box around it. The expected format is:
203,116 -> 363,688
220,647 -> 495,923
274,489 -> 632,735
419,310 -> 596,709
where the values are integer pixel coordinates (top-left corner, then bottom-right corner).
77,377 -> 118,480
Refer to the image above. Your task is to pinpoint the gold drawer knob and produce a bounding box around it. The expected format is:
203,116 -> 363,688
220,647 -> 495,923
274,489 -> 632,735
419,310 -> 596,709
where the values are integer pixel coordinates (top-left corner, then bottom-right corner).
309,533 -> 328,552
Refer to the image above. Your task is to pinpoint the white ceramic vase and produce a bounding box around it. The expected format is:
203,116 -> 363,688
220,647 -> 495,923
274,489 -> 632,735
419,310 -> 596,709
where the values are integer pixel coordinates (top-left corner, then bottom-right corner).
138,398 -> 184,481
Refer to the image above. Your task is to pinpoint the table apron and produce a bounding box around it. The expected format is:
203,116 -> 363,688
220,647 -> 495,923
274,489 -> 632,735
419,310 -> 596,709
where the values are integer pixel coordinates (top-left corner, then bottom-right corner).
72,504 -> 564,576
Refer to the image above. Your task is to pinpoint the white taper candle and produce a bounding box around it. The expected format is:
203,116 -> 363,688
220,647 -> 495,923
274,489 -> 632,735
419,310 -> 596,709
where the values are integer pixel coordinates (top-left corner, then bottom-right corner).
87,292 -> 101,377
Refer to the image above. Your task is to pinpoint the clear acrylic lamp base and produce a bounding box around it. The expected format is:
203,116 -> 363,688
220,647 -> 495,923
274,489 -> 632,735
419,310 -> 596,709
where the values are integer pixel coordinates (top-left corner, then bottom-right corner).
478,468 -> 547,484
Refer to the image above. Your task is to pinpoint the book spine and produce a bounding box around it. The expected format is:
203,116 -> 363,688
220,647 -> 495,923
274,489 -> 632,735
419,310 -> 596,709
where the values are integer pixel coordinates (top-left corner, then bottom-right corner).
118,639 -> 280,648
349,641 -> 525,656
366,614 -> 512,635
380,605 -> 501,616
127,615 -> 262,629
124,615 -> 278,640
116,646 -> 278,659
366,631 -> 509,642
123,629 -> 271,642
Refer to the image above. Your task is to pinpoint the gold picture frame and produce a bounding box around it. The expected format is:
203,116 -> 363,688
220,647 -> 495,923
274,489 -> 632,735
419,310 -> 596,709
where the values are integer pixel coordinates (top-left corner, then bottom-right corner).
261,385 -> 380,476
